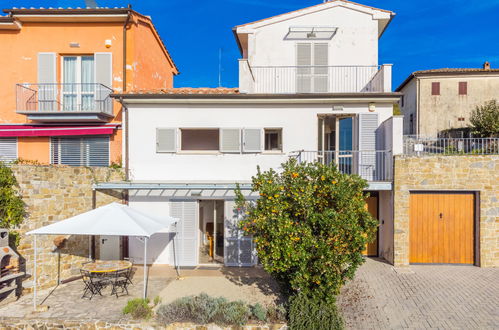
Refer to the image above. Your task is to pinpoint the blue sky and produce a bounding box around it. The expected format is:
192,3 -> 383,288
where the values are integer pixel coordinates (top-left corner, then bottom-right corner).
3,0 -> 499,89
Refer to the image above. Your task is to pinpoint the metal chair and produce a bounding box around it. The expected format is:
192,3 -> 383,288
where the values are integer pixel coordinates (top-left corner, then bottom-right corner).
110,268 -> 130,298
80,269 -> 105,300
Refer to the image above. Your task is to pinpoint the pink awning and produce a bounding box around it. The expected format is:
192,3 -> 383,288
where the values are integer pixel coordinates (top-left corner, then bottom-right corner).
0,124 -> 119,137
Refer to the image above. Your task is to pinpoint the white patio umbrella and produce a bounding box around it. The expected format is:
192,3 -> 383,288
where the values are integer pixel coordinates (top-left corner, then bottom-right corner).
27,202 -> 178,309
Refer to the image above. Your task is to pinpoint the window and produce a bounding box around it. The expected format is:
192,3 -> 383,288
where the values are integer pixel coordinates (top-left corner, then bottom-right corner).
0,138 -> 17,162
400,95 -> 404,107
51,136 -> 109,166
180,129 -> 219,151
459,81 -> 467,95
62,55 -> 95,111
264,129 -> 282,151
431,82 -> 440,95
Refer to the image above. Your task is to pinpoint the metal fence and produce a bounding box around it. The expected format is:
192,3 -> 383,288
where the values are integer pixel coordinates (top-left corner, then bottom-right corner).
250,65 -> 382,93
403,136 -> 499,155
16,83 -> 113,114
290,150 -> 393,181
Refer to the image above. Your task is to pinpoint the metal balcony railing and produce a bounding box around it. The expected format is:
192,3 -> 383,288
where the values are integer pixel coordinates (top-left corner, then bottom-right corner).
250,65 -> 383,93
290,150 -> 393,181
403,136 -> 499,155
16,83 -> 113,115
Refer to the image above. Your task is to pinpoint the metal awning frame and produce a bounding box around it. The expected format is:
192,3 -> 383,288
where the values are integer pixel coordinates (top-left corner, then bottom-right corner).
93,182 -> 254,191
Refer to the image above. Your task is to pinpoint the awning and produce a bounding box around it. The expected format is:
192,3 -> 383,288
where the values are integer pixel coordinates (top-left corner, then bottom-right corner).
0,124 -> 119,137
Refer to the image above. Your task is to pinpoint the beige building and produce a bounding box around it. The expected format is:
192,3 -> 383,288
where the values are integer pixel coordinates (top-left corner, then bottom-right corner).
396,63 -> 499,137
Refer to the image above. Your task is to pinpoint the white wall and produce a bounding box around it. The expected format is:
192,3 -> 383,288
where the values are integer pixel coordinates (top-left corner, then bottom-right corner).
246,6 -> 379,68
399,79 -> 418,135
127,102 -> 394,182
378,190 -> 393,263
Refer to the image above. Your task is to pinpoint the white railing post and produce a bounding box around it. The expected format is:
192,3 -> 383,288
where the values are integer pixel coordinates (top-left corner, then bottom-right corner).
381,64 -> 393,92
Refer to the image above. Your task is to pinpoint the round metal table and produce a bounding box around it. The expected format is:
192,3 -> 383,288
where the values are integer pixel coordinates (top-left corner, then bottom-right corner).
81,260 -> 132,273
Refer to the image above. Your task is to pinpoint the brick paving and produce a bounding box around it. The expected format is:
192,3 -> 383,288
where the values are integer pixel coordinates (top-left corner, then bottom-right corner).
339,258 -> 499,329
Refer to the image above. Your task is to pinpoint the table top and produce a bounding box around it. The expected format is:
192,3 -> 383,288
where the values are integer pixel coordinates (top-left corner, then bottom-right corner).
81,260 -> 132,273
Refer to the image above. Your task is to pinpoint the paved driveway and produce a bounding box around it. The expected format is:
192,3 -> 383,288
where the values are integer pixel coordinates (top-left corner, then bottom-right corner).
338,258 -> 499,329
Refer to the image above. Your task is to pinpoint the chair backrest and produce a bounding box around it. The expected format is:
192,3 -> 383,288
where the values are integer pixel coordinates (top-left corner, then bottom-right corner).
80,269 -> 92,283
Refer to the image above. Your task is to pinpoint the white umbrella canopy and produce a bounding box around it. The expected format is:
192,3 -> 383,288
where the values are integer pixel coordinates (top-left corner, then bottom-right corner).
27,202 -> 179,308
27,202 -> 177,237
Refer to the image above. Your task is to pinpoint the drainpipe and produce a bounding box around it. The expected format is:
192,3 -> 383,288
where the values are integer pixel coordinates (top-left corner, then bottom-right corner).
120,96 -> 130,182
123,4 -> 132,93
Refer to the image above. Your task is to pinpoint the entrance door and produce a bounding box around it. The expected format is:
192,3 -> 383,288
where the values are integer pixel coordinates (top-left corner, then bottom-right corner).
409,192 -> 475,264
198,200 -> 224,264
319,116 -> 353,171
99,235 -> 120,260
363,196 -> 378,256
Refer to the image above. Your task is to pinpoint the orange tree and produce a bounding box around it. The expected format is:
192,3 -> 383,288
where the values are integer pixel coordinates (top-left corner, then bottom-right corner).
236,159 -> 377,302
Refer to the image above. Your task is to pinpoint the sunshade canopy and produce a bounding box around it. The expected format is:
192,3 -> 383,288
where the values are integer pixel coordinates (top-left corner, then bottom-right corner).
27,202 -> 177,237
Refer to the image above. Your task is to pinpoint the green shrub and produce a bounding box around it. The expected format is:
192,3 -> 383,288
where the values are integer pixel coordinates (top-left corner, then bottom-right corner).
250,303 -> 267,322
266,304 -> 287,323
213,300 -> 250,326
288,293 -> 343,330
153,295 -> 162,306
122,298 -> 152,320
186,293 -> 225,324
156,297 -> 191,324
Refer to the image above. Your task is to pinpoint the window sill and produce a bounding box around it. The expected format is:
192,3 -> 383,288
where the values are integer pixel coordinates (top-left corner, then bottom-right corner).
262,151 -> 284,155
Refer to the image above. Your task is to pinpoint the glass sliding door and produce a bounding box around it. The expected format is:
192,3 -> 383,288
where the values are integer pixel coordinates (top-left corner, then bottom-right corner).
62,55 -> 95,111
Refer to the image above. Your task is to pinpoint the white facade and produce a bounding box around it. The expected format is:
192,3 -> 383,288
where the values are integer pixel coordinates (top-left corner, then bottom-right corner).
119,0 -> 400,267
235,1 -> 394,94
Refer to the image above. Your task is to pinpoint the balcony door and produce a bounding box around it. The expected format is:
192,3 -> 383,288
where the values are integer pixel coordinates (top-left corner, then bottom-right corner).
318,116 -> 354,173
296,43 -> 328,93
62,56 -> 95,111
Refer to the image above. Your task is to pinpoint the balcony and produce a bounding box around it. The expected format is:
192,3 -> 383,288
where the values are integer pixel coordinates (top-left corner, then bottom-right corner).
16,83 -> 113,122
290,150 -> 393,182
239,62 -> 392,94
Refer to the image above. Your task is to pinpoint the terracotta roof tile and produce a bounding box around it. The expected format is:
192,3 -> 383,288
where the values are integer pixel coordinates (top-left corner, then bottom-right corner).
413,68 -> 499,74
122,88 -> 240,95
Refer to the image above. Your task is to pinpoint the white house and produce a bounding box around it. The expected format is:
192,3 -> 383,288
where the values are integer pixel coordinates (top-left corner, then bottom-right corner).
105,0 -> 403,267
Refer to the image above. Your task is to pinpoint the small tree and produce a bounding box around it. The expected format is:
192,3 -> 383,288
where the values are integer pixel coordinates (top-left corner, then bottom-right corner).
0,163 -> 25,247
470,99 -> 499,137
236,159 -> 377,302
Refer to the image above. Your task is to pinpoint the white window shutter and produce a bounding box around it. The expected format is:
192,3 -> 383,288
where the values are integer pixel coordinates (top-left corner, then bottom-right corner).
296,43 -> 312,93
220,128 -> 241,153
156,128 -> 177,153
224,201 -> 256,267
95,53 -> 112,88
243,128 -> 262,153
0,138 -> 17,162
313,43 -> 328,92
296,43 -> 312,66
358,113 -> 379,181
170,201 -> 198,267
38,53 -> 56,111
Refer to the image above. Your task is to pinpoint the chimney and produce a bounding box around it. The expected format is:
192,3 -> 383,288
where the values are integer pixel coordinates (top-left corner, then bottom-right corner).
483,61 -> 491,70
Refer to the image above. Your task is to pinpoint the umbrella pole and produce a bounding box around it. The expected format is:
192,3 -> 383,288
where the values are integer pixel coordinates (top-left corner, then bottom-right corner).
33,235 -> 37,310
143,237 -> 148,299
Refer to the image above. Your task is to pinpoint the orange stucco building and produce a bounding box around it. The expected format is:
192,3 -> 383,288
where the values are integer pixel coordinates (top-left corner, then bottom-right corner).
0,7 -> 177,165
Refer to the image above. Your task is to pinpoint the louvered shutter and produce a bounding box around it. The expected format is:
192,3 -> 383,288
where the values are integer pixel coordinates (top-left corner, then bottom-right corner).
243,128 -> 262,153
358,113 -> 378,181
296,43 -> 312,93
224,201 -> 256,267
51,136 -> 109,166
38,53 -> 56,111
313,43 -> 328,92
156,128 -> 177,153
170,201 -> 198,267
220,128 -> 241,153
95,53 -> 112,108
0,138 -> 17,162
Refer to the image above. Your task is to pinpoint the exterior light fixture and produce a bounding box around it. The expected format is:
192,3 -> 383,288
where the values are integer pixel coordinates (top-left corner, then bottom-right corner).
105,39 -> 112,48
368,103 -> 376,112
307,32 -> 316,38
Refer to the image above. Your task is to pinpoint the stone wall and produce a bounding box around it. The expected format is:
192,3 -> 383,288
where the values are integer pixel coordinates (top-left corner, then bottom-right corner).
0,318 -> 287,330
11,165 -> 125,291
393,155 -> 499,267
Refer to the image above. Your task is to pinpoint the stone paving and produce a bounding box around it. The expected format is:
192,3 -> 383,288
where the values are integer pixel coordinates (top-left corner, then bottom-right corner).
0,267 -> 174,321
339,258 -> 499,329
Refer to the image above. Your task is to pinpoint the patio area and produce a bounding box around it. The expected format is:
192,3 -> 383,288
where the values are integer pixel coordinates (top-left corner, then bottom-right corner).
0,265 -> 283,321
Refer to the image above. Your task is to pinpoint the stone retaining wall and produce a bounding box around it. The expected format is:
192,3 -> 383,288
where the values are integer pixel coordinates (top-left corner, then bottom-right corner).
0,318 -> 287,330
11,165 -> 125,291
393,155 -> 499,267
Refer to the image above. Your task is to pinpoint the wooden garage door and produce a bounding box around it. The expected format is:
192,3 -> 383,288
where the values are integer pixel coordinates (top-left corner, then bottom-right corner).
410,192 -> 474,264
363,196 -> 378,257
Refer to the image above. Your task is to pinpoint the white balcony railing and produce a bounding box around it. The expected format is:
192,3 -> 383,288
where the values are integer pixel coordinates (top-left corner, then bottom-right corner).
242,64 -> 391,94
403,136 -> 499,155
290,150 -> 393,181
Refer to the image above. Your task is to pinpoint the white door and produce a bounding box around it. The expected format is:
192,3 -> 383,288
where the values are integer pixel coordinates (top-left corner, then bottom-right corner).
170,200 -> 198,267
99,235 -> 120,260
224,201 -> 256,267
